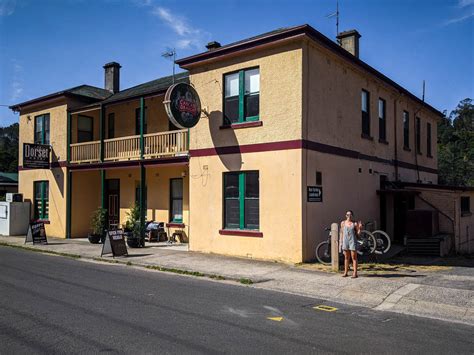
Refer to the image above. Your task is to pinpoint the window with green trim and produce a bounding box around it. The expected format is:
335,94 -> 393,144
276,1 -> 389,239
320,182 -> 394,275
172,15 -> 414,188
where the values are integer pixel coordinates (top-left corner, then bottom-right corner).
108,113 -> 115,139
224,68 -> 260,125
135,182 -> 147,211
223,171 -> 259,230
34,181 -> 49,220
135,107 -> 147,135
170,178 -> 183,222
77,115 -> 93,143
34,114 -> 50,144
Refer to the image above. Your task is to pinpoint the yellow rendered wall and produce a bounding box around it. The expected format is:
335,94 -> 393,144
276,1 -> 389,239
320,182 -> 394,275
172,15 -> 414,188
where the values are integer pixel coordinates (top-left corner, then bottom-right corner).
188,41 -> 304,150
71,170 -> 101,238
105,165 -> 190,236
18,167 -> 67,238
189,149 -> 303,263
303,41 -> 438,183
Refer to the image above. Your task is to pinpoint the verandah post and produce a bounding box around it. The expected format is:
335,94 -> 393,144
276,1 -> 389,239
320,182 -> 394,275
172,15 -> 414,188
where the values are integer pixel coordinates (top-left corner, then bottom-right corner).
139,164 -> 146,240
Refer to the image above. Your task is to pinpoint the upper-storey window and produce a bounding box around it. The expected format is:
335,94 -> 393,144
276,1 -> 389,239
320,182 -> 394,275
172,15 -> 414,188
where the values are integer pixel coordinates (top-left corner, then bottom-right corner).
224,68 -> 260,125
77,115 -> 93,143
108,113 -> 115,139
427,122 -> 432,157
378,98 -> 386,142
403,111 -> 410,149
361,90 -> 370,137
416,116 -> 421,154
34,114 -> 50,144
135,107 -> 148,135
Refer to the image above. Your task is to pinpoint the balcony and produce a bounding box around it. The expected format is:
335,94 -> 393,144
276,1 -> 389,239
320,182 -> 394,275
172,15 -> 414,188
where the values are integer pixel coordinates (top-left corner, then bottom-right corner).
70,129 -> 188,164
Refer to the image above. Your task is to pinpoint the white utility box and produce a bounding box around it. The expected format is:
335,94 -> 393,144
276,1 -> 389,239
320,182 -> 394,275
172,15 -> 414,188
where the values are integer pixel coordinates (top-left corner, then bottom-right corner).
0,201 -> 31,236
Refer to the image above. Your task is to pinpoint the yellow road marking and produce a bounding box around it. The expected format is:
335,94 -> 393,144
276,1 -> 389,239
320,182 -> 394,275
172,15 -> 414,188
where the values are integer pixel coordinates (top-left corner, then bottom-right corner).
313,305 -> 338,312
267,316 -> 283,322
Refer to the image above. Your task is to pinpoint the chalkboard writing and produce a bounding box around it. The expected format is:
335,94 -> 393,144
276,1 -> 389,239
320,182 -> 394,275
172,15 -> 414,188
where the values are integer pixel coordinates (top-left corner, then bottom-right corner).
307,186 -> 323,202
101,230 -> 128,257
25,222 -> 48,244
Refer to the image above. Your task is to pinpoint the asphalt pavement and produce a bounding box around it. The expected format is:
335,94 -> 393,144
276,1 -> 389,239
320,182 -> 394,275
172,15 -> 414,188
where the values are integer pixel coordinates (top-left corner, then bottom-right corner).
0,246 -> 472,354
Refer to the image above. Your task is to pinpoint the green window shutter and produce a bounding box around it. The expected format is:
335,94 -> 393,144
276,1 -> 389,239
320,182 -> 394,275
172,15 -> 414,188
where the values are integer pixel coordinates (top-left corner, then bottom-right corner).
238,71 -> 245,123
238,172 -> 245,229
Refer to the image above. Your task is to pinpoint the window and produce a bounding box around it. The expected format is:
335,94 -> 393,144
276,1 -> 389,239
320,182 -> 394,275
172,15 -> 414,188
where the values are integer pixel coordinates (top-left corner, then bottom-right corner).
378,98 -> 386,142
108,113 -> 115,139
135,107 -> 147,135
170,178 -> 183,222
461,197 -> 470,216
224,68 -> 260,125
223,171 -> 259,230
427,122 -> 432,157
403,111 -> 410,149
77,115 -> 93,143
34,181 -> 49,220
134,182 -> 147,211
316,171 -> 322,186
361,90 -> 370,136
34,114 -> 50,144
416,117 -> 421,154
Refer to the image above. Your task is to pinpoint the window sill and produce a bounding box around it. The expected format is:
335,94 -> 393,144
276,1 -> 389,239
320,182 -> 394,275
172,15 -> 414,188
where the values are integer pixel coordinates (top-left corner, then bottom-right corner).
220,121 -> 263,130
219,229 -> 263,238
378,139 -> 389,145
417,151 -> 423,155
166,222 -> 185,228
461,212 -> 472,217
361,133 -> 374,141
33,219 -> 50,224
403,146 -> 411,152
427,154 -> 433,159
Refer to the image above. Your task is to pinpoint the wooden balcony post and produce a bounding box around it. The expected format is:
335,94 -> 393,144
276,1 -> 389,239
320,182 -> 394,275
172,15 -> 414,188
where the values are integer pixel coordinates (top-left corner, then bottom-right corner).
100,104 -> 105,162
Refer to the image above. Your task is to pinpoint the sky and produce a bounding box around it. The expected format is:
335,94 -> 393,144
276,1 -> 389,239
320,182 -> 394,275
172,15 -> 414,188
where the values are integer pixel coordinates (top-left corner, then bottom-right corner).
0,0 -> 473,127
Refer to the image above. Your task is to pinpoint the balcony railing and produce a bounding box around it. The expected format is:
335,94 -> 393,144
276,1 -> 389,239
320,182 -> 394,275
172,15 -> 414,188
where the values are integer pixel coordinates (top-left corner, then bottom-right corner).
70,129 -> 188,164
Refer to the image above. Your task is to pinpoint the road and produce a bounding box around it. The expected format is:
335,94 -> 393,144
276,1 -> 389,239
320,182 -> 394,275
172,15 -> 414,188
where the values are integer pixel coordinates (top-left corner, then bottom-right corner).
0,246 -> 472,354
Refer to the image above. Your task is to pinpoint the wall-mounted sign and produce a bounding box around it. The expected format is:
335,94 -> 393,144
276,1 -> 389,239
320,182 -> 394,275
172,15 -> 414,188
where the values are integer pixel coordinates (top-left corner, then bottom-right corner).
163,83 -> 201,129
25,221 -> 48,245
23,143 -> 50,169
307,186 -> 323,202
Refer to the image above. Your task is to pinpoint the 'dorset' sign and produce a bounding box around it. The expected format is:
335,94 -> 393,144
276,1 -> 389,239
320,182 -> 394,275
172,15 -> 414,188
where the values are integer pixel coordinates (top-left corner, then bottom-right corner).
23,143 -> 50,169
163,83 -> 202,129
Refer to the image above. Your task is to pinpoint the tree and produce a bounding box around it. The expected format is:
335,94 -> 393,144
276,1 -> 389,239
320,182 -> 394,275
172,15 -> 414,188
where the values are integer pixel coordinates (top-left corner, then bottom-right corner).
438,98 -> 474,186
0,123 -> 19,173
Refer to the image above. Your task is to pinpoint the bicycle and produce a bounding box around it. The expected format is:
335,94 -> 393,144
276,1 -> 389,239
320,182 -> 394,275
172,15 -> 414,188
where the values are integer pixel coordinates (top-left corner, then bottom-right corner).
364,221 -> 391,255
315,225 -> 377,265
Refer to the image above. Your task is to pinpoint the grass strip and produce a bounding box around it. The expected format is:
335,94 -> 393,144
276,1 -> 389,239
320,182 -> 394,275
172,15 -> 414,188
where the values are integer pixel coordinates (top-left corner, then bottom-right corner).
0,242 -> 81,259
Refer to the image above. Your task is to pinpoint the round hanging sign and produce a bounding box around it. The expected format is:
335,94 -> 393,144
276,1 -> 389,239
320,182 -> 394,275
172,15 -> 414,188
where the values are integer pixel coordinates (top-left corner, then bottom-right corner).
163,83 -> 202,129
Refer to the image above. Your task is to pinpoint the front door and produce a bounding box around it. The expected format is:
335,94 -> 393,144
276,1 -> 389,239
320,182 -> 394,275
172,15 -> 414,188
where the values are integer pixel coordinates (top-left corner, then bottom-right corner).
106,179 -> 120,230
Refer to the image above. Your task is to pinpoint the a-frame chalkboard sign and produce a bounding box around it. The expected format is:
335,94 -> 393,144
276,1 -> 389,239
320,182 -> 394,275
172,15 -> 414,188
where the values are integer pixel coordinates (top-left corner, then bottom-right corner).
101,230 -> 128,257
25,221 -> 48,245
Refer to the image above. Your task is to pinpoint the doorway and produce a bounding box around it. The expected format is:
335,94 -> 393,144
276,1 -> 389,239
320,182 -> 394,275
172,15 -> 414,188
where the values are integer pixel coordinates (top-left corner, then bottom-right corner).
106,179 -> 120,230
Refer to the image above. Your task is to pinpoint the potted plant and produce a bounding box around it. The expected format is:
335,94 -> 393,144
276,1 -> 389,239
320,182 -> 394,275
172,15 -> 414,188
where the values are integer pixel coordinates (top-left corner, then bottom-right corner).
88,208 -> 107,244
124,204 -> 145,248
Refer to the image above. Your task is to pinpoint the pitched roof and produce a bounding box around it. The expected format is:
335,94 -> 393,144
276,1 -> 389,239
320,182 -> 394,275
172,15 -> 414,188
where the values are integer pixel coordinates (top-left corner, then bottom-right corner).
0,172 -> 18,184
101,72 -> 189,104
9,85 -> 112,111
176,24 -> 443,117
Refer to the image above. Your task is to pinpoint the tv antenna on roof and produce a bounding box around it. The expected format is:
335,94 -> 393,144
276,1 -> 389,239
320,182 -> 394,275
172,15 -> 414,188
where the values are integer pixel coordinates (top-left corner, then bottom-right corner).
162,48 -> 176,84
326,0 -> 340,36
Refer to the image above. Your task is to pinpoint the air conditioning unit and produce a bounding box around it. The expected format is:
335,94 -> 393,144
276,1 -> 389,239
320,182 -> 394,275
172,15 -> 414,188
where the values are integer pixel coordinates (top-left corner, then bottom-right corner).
6,193 -> 23,203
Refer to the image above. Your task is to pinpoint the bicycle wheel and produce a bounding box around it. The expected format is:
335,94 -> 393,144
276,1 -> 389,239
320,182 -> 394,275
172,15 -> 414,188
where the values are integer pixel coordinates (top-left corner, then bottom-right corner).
373,230 -> 391,255
357,230 -> 377,256
315,241 -> 331,265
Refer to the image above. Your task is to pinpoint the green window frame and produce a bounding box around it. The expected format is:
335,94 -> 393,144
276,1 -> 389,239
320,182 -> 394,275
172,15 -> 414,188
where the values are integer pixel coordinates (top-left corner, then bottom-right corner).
34,181 -> 49,220
135,107 -> 147,135
223,68 -> 260,125
223,171 -> 259,230
108,113 -> 115,139
34,114 -> 50,144
170,178 -> 183,223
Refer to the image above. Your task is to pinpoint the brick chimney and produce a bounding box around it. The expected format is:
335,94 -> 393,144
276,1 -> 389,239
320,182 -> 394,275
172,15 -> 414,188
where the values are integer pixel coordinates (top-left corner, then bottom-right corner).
103,62 -> 121,94
336,30 -> 361,58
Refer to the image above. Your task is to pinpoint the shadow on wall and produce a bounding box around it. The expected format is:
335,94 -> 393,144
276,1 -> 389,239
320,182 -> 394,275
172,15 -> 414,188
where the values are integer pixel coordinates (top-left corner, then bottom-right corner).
208,110 -> 242,171
51,149 -> 64,197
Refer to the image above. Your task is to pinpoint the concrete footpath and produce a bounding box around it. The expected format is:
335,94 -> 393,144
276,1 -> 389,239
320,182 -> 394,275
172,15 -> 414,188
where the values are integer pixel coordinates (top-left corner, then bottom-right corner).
1,235 -> 473,326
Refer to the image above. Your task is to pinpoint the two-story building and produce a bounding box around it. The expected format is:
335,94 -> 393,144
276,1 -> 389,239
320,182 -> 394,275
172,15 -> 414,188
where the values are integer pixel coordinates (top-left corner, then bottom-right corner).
11,24 -> 473,262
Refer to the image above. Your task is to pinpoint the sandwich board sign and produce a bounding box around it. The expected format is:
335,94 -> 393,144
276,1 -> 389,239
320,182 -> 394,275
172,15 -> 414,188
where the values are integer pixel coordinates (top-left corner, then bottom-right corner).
25,221 -> 48,245
101,230 -> 128,257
